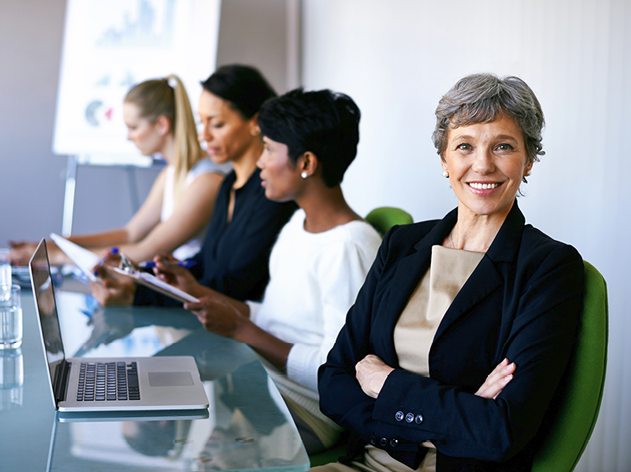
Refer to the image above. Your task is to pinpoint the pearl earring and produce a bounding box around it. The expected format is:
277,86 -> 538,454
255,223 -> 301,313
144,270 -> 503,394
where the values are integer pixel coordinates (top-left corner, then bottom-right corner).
301,172 -> 308,179
442,170 -> 449,178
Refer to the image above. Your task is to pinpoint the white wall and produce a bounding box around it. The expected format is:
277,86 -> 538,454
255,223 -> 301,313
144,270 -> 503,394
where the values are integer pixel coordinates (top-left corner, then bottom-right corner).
302,1 -> 630,471
216,0 -> 301,93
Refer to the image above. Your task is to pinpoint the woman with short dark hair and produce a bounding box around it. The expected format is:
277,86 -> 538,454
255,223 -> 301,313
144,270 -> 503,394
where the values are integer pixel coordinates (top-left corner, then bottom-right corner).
316,74 -> 584,472
160,88 -> 382,454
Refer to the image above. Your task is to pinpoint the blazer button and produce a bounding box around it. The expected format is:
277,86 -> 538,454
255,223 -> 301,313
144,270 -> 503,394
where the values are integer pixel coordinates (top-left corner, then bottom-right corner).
395,411 -> 404,422
370,435 -> 377,445
390,438 -> 399,447
415,414 -> 424,424
379,437 -> 388,447
405,413 -> 414,423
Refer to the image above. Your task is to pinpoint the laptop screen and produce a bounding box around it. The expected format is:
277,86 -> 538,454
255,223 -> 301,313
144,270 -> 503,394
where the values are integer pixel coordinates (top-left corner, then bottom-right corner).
29,240 -> 66,392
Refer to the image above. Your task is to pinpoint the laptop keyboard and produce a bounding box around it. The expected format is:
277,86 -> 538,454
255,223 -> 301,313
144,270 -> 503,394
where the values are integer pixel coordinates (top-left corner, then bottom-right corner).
76,361 -> 140,401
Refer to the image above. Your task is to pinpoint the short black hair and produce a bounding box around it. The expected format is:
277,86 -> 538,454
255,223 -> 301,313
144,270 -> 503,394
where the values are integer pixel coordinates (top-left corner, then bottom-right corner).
201,64 -> 276,119
257,88 -> 361,188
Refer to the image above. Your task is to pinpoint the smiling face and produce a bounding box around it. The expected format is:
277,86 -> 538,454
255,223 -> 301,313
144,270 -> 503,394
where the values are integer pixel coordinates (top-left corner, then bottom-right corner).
197,90 -> 259,164
442,114 -> 533,224
256,137 -> 303,202
123,102 -> 166,156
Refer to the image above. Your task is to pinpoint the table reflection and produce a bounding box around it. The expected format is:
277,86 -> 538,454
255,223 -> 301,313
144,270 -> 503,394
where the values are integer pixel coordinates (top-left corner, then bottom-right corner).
0,347 -> 23,410
47,290 -> 308,472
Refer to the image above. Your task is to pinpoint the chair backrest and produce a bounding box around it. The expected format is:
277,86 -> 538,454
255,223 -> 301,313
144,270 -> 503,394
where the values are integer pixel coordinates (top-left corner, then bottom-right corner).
365,207 -> 413,236
531,260 -> 608,472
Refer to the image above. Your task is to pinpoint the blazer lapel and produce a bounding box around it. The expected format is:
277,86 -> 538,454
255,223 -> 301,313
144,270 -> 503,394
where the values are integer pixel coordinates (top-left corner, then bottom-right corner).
432,257 -> 503,344
432,201 -> 525,345
378,209 -> 458,365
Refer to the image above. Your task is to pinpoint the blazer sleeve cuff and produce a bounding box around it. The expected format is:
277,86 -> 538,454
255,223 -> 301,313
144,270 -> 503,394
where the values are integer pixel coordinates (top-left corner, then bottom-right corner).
373,369 -> 432,432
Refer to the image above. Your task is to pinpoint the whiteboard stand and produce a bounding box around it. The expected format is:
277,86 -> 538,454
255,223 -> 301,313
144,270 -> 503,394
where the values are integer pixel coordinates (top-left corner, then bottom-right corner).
61,154 -> 165,237
62,155 -> 78,237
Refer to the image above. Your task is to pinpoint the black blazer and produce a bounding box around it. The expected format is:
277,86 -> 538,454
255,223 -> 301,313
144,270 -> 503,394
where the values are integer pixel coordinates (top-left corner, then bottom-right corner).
134,169 -> 297,307
318,202 -> 584,472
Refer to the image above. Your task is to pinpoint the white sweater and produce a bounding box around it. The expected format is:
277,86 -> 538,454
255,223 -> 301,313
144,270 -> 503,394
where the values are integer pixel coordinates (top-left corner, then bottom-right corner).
248,209 -> 381,419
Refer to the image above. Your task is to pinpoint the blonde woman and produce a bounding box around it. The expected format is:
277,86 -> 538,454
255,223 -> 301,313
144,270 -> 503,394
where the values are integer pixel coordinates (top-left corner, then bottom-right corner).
11,75 -> 229,265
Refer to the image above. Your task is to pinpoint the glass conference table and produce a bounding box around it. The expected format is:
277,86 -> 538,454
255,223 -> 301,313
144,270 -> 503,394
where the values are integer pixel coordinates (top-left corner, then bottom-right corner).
0,279 -> 310,471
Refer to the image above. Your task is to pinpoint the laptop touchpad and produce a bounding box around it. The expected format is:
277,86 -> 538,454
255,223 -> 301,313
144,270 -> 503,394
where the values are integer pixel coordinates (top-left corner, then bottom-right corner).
148,372 -> 194,387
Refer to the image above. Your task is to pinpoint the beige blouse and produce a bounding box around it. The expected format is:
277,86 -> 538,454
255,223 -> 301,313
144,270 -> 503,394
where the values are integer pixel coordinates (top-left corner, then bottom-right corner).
363,245 -> 484,472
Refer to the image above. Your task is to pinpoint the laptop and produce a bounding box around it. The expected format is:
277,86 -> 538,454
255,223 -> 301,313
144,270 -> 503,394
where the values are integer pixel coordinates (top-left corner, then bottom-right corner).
29,239 -> 209,413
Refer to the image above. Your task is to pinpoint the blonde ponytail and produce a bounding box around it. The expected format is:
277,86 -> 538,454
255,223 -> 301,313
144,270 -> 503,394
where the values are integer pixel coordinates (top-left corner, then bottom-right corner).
165,74 -> 204,204
125,75 -> 204,204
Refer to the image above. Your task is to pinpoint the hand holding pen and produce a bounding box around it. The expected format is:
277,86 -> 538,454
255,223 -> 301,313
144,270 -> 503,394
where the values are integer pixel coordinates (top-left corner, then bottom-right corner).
148,253 -> 202,297
96,247 -> 122,268
90,247 -> 137,306
91,247 -> 123,281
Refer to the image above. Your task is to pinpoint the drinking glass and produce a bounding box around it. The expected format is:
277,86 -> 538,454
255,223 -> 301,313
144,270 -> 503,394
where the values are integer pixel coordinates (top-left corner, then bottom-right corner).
0,285 -> 22,349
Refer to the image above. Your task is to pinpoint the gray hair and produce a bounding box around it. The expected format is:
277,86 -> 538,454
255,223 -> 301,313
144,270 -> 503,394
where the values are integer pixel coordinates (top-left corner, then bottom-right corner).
432,74 -> 545,176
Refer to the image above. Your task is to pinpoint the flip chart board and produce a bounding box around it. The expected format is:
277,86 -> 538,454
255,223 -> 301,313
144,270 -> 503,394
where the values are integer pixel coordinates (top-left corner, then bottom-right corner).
53,0 -> 221,164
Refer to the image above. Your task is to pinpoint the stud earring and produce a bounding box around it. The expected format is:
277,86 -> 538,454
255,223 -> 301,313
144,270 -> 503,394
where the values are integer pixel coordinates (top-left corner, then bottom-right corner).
442,170 -> 449,178
301,172 -> 308,179
252,128 -> 260,136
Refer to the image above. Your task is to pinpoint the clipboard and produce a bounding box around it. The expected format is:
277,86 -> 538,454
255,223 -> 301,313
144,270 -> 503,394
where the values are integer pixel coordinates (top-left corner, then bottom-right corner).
50,233 -> 199,304
106,266 -> 200,304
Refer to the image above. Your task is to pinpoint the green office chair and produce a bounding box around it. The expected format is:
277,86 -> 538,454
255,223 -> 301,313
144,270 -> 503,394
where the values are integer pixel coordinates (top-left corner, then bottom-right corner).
310,262 -> 608,470
365,207 -> 413,236
531,260 -> 608,471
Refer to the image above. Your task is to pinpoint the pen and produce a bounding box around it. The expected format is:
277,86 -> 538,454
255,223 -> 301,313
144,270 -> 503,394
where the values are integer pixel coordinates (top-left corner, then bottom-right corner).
138,260 -> 197,270
92,247 -> 120,279
96,246 -> 119,266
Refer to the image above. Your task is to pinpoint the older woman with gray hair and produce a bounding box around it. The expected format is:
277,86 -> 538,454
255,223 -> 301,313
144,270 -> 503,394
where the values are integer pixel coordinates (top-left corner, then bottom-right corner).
316,74 -> 585,472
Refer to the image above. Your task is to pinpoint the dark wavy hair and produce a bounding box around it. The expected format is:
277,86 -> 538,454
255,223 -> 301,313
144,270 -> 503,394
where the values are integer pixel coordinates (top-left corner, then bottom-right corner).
201,64 -> 276,119
257,88 -> 361,188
